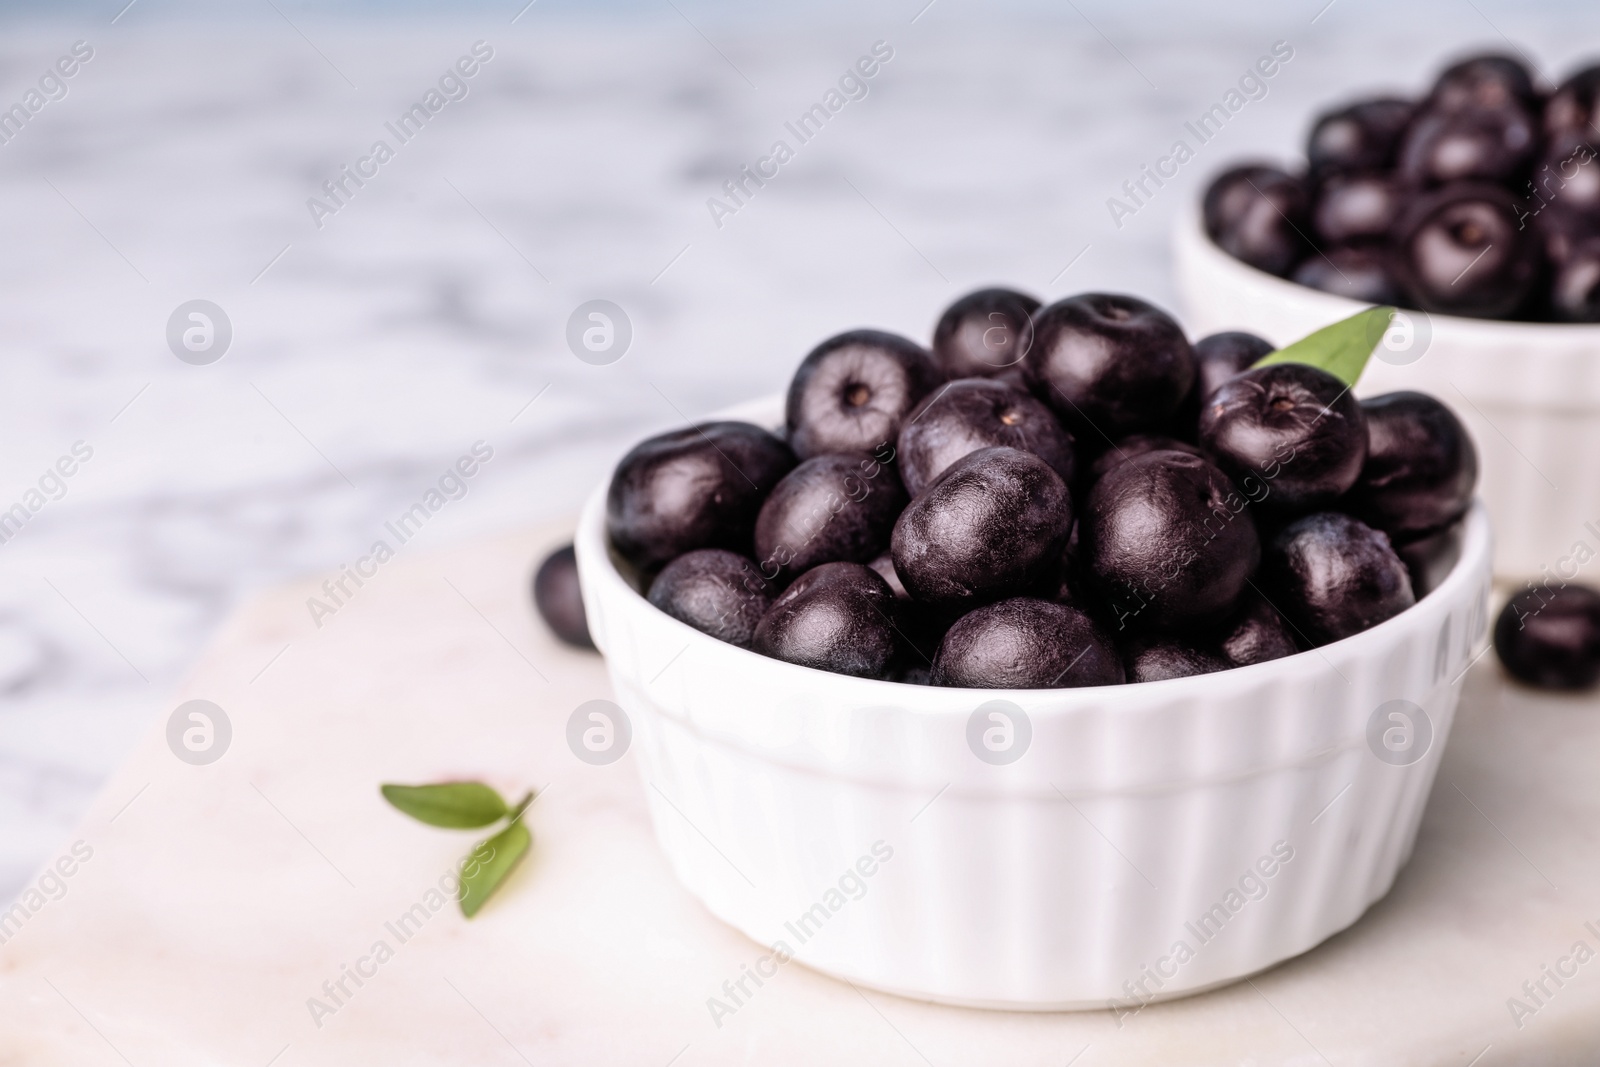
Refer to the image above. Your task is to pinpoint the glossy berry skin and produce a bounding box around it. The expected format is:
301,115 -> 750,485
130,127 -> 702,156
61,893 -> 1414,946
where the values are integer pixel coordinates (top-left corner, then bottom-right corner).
647,549 -> 774,648
931,598 -> 1123,689
1531,136 -> 1600,218
1199,364 -> 1368,513
896,378 -> 1075,497
533,544 -> 594,649
1536,204 -> 1600,268
891,446 -> 1072,613
931,288 -> 1040,384
1312,172 -> 1405,244
1291,246 -> 1404,305
1193,332 -> 1274,403
607,421 -> 795,572
1545,65 -> 1600,140
1347,392 -> 1477,538
1393,183 -> 1542,319
1089,434 -> 1202,484
753,453 -> 906,584
1428,54 -> 1540,116
1083,450 -> 1260,632
1307,97 -> 1416,174
1550,235 -> 1600,322
1494,584 -> 1600,690
786,330 -> 941,459
1262,512 -> 1415,646
1219,593 -> 1300,666
1025,293 -> 1196,438
1122,638 -> 1231,683
753,562 -> 897,678
1203,165 -> 1311,277
1396,106 -> 1539,187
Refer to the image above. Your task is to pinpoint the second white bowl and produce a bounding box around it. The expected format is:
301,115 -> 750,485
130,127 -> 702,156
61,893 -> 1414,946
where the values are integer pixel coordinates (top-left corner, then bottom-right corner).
1174,202 -> 1600,583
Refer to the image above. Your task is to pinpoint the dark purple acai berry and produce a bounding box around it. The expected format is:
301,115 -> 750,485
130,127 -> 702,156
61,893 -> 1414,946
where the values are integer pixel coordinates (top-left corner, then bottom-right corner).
786,330 -> 941,459
1193,332 -> 1274,403
753,453 -> 906,584
1291,247 -> 1405,304
1083,450 -> 1260,632
896,378 -> 1075,497
931,598 -> 1123,689
1536,203 -> 1600,266
1199,363 -> 1368,513
891,446 -> 1072,613
1494,584 -> 1600,690
1529,136 -> 1600,218
931,288 -> 1040,384
1122,637 -> 1231,683
1176,331 -> 1275,435
647,549 -> 775,648
1089,434 -> 1203,484
1307,97 -> 1416,174
1262,512 -> 1415,645
1396,106 -> 1540,188
607,421 -> 795,572
1550,235 -> 1600,322
1537,185 -> 1600,313
1025,293 -> 1196,439
1393,183 -> 1542,318
1219,593 -> 1299,666
1393,524 -> 1462,598
1203,165 -> 1311,277
1545,65 -> 1600,140
1346,391 -> 1477,538
752,562 -> 897,678
1312,172 -> 1406,244
1428,53 -> 1541,116
533,544 -> 593,649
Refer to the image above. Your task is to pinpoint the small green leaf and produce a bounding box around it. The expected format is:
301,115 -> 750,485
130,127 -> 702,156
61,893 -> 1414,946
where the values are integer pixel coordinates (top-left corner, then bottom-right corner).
381,782 -> 508,828
459,819 -> 532,918
1252,305 -> 1396,387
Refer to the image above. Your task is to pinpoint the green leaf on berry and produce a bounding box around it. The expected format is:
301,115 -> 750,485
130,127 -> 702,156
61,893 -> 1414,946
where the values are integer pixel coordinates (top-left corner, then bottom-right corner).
381,782 -> 508,828
1252,305 -> 1396,387
459,818 -> 532,918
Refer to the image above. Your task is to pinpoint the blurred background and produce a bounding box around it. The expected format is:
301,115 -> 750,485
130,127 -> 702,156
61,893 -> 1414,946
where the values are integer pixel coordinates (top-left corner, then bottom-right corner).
2,0 -> 1597,901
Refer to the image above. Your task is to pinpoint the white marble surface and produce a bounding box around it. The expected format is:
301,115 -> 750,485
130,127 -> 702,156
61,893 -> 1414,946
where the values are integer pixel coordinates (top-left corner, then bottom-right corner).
1,519 -> 1596,1065
2,0 -> 1599,907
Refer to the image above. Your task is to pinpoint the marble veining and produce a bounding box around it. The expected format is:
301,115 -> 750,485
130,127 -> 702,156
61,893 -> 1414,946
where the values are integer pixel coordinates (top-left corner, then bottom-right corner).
1,2 -> 1598,903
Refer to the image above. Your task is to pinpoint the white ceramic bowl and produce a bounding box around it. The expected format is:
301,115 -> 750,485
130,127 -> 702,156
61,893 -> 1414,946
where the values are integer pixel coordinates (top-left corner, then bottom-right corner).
1174,202 -> 1600,583
574,396 -> 1494,1010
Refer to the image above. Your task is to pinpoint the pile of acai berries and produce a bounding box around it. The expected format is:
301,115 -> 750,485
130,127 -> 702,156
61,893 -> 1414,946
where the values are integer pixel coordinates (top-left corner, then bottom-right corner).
1205,52 -> 1600,321
601,289 -> 1477,689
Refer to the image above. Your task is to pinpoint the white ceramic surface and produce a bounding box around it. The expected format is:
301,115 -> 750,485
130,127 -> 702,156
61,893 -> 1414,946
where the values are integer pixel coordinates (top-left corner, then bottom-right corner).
1174,204 -> 1600,582
575,396 -> 1494,1010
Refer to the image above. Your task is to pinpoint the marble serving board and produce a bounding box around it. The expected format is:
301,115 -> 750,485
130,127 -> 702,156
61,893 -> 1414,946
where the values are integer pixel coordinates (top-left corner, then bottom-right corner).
2,519 -> 1598,1066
